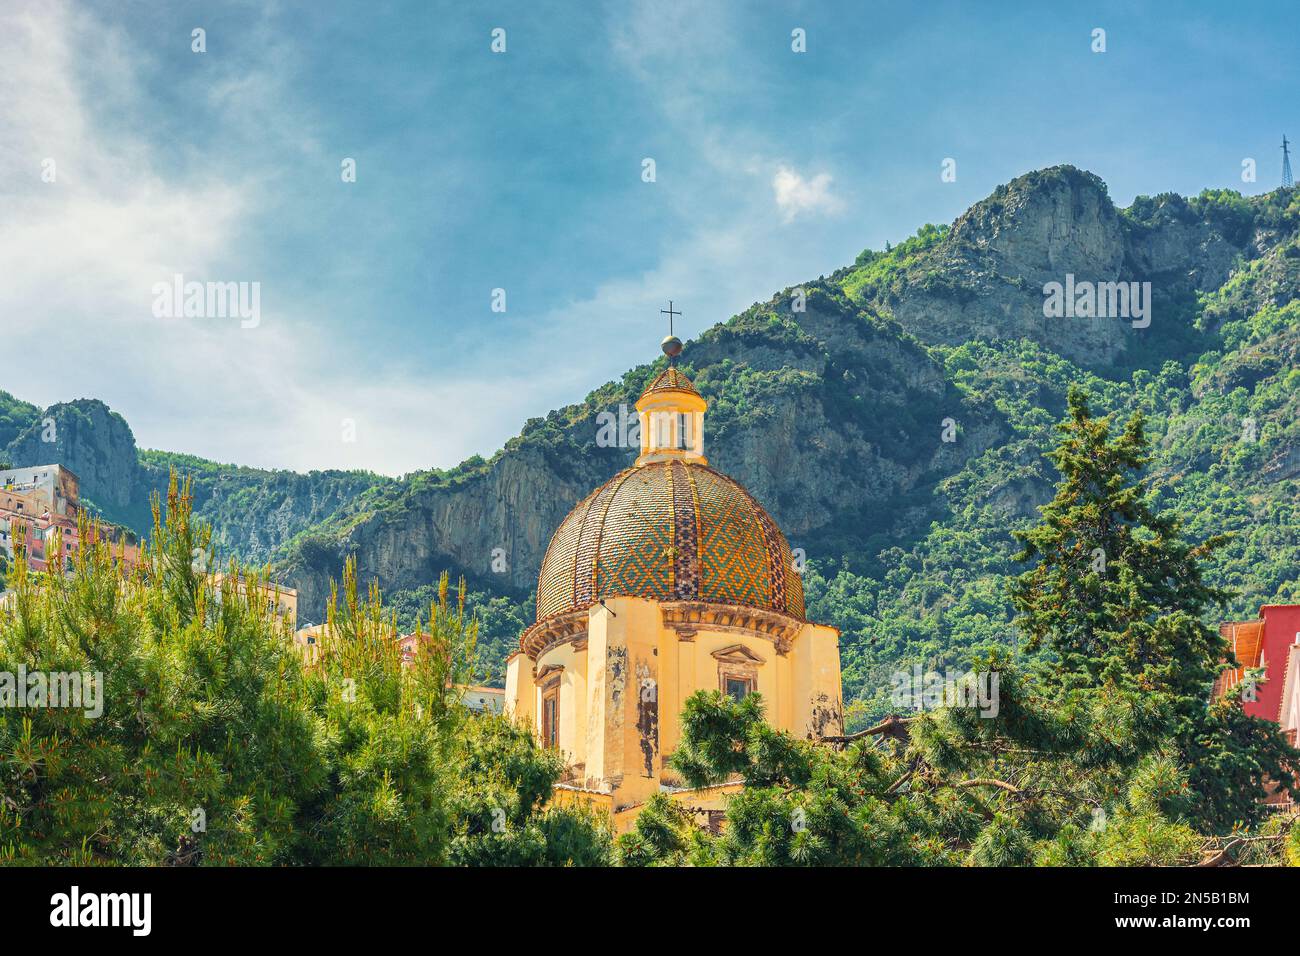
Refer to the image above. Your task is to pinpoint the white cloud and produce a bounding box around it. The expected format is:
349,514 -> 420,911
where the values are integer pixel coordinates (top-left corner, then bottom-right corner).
0,0 -> 528,477
772,166 -> 844,222
0,0 -> 864,481
491,5 -> 862,420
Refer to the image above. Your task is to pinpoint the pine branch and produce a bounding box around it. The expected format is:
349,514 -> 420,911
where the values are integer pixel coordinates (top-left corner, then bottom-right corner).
951,777 -> 1022,795
819,714 -> 915,747
1196,832 -> 1289,867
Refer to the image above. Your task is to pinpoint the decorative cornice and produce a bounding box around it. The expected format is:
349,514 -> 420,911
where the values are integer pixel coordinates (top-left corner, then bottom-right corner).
520,607 -> 588,661
521,599 -> 805,661
535,663 -> 565,684
661,601 -> 801,653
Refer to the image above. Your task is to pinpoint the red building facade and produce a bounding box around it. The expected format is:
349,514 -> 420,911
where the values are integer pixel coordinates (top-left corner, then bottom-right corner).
1214,605 -> 1300,807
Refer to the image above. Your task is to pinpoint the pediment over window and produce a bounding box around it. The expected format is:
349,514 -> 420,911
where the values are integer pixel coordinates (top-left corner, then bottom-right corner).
535,663 -> 565,684
711,644 -> 765,665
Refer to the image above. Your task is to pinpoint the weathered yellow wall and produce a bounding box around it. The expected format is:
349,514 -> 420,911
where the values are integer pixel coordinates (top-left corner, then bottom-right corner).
533,640 -> 587,770
504,652 -> 535,728
791,622 -> 844,739
507,595 -> 843,817
583,605 -> 611,787
587,597 -> 663,809
553,781 -> 745,835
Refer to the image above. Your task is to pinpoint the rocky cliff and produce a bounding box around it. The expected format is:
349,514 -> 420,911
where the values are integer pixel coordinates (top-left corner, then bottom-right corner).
4,400 -> 139,509
272,166 -> 1300,710
279,285 -> 1006,618
6,164 -> 1299,719
0,399 -> 387,565
865,167 -> 1251,367
282,165 -> 1282,619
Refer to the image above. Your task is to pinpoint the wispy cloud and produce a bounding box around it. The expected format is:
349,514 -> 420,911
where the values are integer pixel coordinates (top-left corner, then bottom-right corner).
772,166 -> 844,222
527,0 -> 857,381
9,0 -> 1254,480
0,0 -> 515,476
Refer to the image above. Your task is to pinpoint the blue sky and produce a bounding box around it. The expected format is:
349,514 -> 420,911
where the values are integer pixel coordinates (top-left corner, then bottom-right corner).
1,0 -> 1296,474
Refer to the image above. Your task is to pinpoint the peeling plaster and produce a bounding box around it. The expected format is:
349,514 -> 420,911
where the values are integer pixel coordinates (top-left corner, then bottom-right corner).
635,659 -> 659,778
807,692 -> 843,739
608,645 -> 627,730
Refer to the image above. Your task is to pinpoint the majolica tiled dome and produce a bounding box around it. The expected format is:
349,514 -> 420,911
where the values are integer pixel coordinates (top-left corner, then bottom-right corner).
535,460 -> 804,622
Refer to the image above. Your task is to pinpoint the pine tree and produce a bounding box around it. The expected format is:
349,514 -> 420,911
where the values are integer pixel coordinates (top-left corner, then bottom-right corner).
618,389 -> 1300,865
1010,386 -> 1298,832
0,471 -> 610,865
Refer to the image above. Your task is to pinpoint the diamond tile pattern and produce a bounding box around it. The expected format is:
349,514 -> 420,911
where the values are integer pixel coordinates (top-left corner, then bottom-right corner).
696,472 -> 769,609
593,467 -> 675,602
534,460 -> 804,622
536,489 -> 592,620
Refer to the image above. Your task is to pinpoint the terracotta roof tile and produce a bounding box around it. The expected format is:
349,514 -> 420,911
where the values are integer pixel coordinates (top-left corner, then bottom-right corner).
642,366 -> 701,399
1214,620 -> 1266,701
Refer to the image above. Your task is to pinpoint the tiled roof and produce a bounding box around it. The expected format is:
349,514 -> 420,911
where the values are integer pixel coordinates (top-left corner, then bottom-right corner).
1213,620 -> 1266,699
1227,620 -> 1265,668
641,366 -> 701,399
533,460 -> 803,625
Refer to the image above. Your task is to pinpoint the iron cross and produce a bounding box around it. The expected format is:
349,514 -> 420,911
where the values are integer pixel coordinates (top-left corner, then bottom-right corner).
660,300 -> 681,337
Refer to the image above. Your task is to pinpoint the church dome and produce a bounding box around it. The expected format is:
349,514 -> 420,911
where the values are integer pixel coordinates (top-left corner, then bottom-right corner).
535,460 -> 805,623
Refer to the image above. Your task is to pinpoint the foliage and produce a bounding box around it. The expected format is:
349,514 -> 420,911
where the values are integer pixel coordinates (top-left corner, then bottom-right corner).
1010,387 -> 1298,832
620,394 -> 1300,864
385,582 -> 530,687
0,474 -> 608,865
134,455 -> 392,567
618,678 -> 1222,866
839,223 -> 949,304
0,389 -> 40,452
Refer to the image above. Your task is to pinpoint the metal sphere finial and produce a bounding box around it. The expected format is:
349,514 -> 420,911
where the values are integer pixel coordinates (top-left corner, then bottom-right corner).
661,335 -> 683,359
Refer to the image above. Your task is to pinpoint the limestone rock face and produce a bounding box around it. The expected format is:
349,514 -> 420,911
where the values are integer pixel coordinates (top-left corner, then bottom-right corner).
884,166 -> 1250,366
1126,211 -> 1238,290
951,166 -> 1126,282
4,400 -> 139,509
5,164 -> 1283,643
2,398 -> 389,565
288,445 -> 602,617
282,286 -> 1008,620
281,167 -> 1276,621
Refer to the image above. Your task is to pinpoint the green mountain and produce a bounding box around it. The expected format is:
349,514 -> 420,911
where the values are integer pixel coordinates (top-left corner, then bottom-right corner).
0,397 -> 391,564
7,166 -> 1299,728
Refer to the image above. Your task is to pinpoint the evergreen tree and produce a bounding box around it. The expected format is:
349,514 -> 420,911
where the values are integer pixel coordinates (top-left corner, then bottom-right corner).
1010,386 -> 1298,831
619,389 -> 1300,865
0,473 -> 609,865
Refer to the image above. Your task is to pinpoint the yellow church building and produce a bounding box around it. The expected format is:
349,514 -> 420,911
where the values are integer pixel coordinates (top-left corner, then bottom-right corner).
505,331 -> 843,829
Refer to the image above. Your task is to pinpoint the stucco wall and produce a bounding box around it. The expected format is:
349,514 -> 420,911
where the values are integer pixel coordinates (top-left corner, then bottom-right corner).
507,595 -> 843,814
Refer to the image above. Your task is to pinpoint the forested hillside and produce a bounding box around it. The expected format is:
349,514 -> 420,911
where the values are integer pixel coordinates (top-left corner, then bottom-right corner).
273,167 -> 1300,719
0,397 -> 390,566
6,166 -> 1298,729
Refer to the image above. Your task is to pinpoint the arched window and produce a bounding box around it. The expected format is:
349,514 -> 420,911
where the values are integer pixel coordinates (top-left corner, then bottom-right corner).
541,684 -> 559,747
